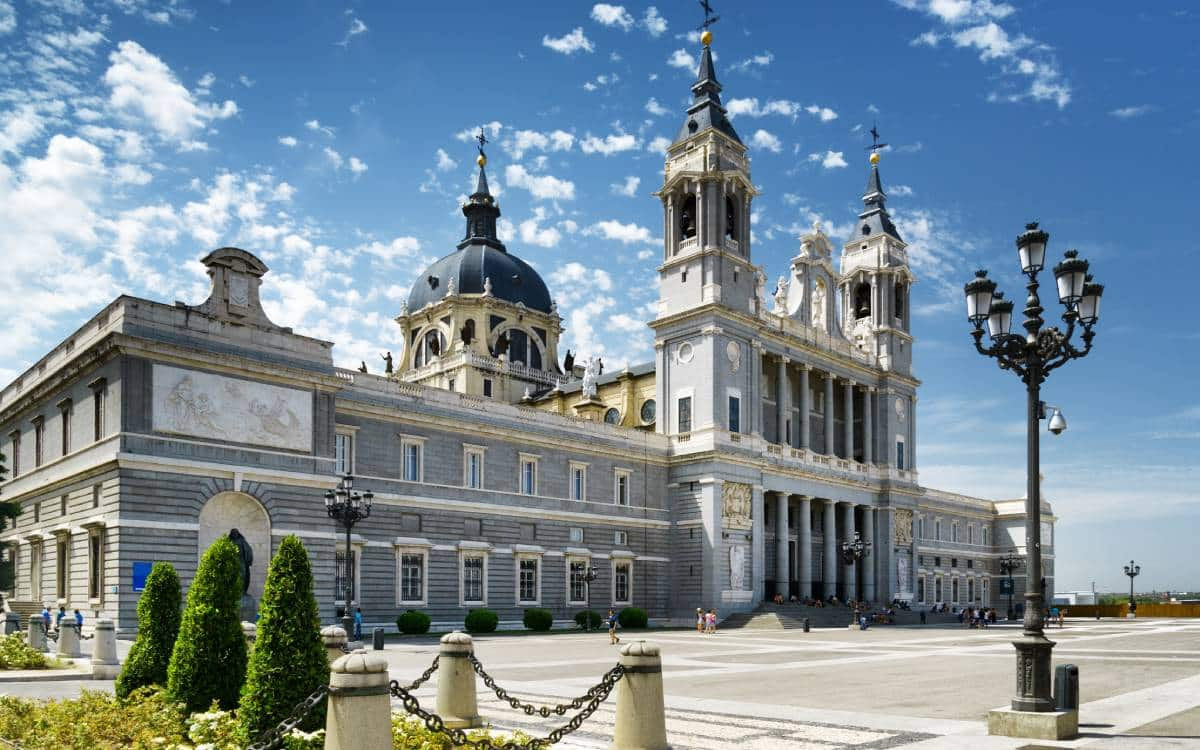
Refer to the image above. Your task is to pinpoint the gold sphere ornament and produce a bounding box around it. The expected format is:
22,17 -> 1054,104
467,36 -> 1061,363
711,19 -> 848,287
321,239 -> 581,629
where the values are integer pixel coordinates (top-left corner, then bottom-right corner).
869,152 -> 880,165
477,154 -> 487,167
701,30 -> 712,46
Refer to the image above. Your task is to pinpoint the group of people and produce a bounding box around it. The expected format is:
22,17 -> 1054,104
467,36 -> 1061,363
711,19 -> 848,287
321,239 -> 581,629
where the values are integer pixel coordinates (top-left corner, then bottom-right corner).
39,604 -> 84,633
695,608 -> 718,634
957,607 -> 999,628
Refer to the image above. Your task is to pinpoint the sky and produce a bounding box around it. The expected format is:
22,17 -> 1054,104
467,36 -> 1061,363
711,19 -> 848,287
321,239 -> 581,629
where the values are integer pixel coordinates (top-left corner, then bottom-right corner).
0,1 -> 1196,593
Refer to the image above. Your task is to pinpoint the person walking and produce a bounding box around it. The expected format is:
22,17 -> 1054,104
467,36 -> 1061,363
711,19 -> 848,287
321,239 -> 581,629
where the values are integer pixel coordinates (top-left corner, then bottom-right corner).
55,605 -> 67,631
40,605 -> 51,634
73,609 -> 83,628
696,608 -> 704,634
706,609 -> 717,634
607,609 -> 620,645
353,607 -> 363,640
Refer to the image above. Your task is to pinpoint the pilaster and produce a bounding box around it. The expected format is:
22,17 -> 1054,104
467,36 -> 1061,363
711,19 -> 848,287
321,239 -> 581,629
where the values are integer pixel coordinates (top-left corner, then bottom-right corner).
862,506 -> 875,602
798,496 -> 812,599
822,499 -> 837,598
798,364 -> 810,451
751,483 -> 765,606
823,372 -> 835,456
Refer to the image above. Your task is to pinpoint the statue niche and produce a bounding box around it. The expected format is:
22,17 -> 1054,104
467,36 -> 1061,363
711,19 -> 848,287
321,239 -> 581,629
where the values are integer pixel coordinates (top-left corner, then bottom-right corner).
725,195 -> 736,240
679,195 -> 697,240
854,282 -> 872,319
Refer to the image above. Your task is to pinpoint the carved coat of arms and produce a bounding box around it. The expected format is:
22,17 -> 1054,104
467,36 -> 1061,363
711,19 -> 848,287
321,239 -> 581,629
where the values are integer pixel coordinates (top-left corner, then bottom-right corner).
722,482 -> 752,530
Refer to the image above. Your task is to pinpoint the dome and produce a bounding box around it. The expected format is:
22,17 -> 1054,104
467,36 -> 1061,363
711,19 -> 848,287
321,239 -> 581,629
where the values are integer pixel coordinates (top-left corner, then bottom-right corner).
407,244 -> 554,314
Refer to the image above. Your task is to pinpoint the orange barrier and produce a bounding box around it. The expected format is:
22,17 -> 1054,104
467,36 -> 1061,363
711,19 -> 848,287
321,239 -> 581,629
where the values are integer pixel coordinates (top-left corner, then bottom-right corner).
1063,603 -> 1200,618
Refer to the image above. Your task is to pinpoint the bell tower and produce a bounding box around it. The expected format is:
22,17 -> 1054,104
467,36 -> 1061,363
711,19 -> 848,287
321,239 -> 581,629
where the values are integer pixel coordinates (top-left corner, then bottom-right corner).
838,139 -> 915,375
653,29 -> 758,321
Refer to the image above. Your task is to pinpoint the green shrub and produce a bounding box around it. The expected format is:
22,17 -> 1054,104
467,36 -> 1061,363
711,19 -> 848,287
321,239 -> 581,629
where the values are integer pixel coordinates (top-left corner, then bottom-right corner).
0,632 -> 47,670
464,608 -> 499,633
392,714 -> 529,748
239,535 -> 328,742
522,608 -> 553,631
396,609 -> 431,635
574,609 -> 602,630
116,562 -> 182,699
0,687 -> 185,748
617,607 -> 648,629
167,536 -> 248,713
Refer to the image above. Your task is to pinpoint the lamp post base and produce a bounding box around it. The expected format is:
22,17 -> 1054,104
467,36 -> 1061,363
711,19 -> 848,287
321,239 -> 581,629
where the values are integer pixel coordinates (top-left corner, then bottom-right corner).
1011,633 -> 1056,712
988,707 -> 1078,740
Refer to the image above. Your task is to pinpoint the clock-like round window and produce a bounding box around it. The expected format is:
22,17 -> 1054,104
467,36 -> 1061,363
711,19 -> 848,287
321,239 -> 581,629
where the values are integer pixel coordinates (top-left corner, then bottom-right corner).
640,399 -> 657,425
604,407 -> 621,424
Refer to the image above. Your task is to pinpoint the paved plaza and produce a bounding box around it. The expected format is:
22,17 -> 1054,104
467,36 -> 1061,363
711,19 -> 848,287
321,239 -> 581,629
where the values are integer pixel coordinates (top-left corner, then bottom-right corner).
3,618 -> 1198,748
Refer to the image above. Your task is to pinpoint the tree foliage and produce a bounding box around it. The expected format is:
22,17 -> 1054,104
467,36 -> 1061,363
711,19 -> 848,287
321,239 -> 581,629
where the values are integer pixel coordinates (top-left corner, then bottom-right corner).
116,562 -> 182,699
238,535 -> 328,741
396,610 -> 431,635
167,536 -> 247,713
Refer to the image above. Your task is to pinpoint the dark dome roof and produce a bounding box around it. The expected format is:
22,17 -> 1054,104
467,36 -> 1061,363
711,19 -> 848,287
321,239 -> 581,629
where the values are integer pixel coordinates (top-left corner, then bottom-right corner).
407,244 -> 553,314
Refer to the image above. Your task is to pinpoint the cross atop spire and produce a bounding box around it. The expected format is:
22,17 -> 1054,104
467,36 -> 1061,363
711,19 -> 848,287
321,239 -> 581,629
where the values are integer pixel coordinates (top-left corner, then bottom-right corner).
866,123 -> 888,155
475,128 -> 488,157
697,0 -> 720,32
461,135 -> 504,251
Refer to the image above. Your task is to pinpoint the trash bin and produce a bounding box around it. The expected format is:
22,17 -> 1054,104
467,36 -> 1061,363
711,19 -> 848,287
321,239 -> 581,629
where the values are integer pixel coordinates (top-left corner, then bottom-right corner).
372,627 -> 385,650
803,617 -> 810,633
1054,664 -> 1079,711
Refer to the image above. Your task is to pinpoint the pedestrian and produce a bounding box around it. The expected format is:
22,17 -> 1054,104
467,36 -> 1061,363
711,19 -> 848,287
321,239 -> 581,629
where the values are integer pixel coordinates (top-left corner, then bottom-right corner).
607,609 -> 620,645
55,604 -> 67,631
40,605 -> 51,633
1049,605 -> 1060,628
696,607 -> 704,634
73,609 -> 83,628
353,607 -> 363,640
706,609 -> 717,634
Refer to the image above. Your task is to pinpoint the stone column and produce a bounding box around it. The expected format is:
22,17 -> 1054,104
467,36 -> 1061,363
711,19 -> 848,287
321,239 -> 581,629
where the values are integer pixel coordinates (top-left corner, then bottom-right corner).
776,357 -> 790,446
750,342 -> 763,436
3,612 -> 20,635
751,484 -> 765,605
842,503 -> 858,601
844,380 -> 855,460
57,621 -> 81,659
909,395 -> 917,470
822,499 -> 837,598
612,642 -> 669,750
91,618 -> 120,679
862,508 -> 876,603
325,649 -> 392,750
798,496 -> 813,598
322,624 -> 347,664
775,492 -> 789,598
823,373 -> 835,456
798,365 -> 810,450
863,387 -> 874,465
437,632 -> 482,729
27,614 -> 46,652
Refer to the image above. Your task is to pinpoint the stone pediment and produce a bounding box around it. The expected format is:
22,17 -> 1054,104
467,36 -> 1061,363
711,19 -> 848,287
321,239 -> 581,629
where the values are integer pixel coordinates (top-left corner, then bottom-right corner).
192,247 -> 286,331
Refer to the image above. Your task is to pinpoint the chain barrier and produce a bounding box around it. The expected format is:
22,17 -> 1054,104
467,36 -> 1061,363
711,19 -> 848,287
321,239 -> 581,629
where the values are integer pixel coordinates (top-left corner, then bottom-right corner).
402,654 -> 439,691
468,654 -> 616,718
246,684 -> 329,750
0,736 -> 26,749
389,661 -> 624,749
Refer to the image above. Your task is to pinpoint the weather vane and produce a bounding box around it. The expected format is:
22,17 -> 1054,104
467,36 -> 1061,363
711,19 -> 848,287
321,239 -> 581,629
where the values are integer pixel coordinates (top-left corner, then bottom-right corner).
475,127 -> 488,156
866,123 -> 888,154
697,0 -> 719,32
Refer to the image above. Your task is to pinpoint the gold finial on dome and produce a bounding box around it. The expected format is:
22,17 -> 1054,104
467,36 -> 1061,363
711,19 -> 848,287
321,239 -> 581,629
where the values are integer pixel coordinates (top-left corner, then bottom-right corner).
866,123 -> 887,164
869,151 -> 880,165
698,1 -> 718,47
477,154 -> 487,168
701,29 -> 712,46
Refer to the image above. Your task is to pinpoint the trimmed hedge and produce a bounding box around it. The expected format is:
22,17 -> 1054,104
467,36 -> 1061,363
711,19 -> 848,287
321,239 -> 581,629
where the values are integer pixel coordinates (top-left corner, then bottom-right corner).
116,562 -> 181,699
574,610 -> 602,630
522,608 -> 553,632
464,608 -> 499,633
167,537 -> 248,713
617,607 -> 648,629
239,535 -> 328,741
397,610 -> 431,635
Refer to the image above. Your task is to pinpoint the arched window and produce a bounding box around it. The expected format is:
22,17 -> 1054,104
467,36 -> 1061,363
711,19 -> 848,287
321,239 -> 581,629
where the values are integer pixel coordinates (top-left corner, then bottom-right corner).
679,195 -> 697,240
894,282 -> 905,320
497,327 -> 544,370
412,328 -> 446,368
854,282 -> 871,319
725,195 -> 737,240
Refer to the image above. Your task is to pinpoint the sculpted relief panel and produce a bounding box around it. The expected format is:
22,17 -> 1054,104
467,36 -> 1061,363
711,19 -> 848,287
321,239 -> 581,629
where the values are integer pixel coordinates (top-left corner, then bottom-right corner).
722,481 -> 752,530
894,509 -> 913,544
152,364 -> 313,452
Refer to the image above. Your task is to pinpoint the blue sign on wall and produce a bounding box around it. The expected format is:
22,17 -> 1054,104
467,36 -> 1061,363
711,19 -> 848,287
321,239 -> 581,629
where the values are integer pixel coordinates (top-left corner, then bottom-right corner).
132,561 -> 154,592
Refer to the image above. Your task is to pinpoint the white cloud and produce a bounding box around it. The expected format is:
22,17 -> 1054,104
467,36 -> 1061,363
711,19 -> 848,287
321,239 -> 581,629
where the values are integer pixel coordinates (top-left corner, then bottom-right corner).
271,181 -> 296,201
644,97 -> 669,117
505,164 -> 576,200
586,219 -> 655,244
518,207 -> 562,248
435,148 -> 457,171
305,119 -> 334,137
807,150 -> 847,168
497,217 -> 515,243
667,49 -> 695,70
104,41 -> 238,144
360,236 -> 420,263
337,15 -> 368,46
505,129 -> 574,160
580,132 -> 640,155
348,156 -> 367,174
113,163 -> 153,185
646,136 -> 672,154
890,184 -> 914,196
591,4 -> 634,30
730,51 -> 774,73
642,6 -> 667,37
277,135 -> 298,147
543,27 -> 594,55
1109,105 -> 1153,119
0,104 -> 44,154
0,1 -> 14,34
455,121 -> 503,142
610,175 -> 640,197
749,129 -> 782,153
726,98 -> 836,122
323,147 -> 343,169
239,74 -> 254,87
805,104 -> 838,122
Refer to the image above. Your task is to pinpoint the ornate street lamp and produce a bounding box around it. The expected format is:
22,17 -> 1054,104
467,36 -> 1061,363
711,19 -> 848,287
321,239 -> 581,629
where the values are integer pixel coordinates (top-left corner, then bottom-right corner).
840,531 -> 872,624
1124,560 -> 1141,614
961,222 -> 1102,714
325,474 -> 373,640
999,549 -> 1023,621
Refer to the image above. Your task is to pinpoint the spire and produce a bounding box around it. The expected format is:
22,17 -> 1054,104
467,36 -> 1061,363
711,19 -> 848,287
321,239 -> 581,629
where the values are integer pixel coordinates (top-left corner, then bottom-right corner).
855,129 -> 902,242
672,29 -> 741,146
459,129 -> 505,252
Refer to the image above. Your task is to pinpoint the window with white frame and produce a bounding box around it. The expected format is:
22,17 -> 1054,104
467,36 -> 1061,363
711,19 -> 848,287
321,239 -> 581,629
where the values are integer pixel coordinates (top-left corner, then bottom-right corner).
335,429 -> 355,476
567,558 -> 590,605
935,576 -> 943,602
397,549 -> 427,605
401,437 -> 424,482
335,546 -> 362,604
517,556 -> 540,605
614,530 -> 628,546
952,521 -> 959,543
87,528 -> 104,601
461,553 -> 486,605
614,470 -> 631,506
982,578 -> 990,606
983,527 -> 989,546
30,541 -> 42,602
917,575 -> 926,604
967,577 -> 975,602
952,577 -> 960,602
677,395 -> 693,433
568,527 -> 584,543
464,445 -> 486,489
727,389 -> 742,433
91,378 -> 107,442
8,431 -> 18,478
32,417 -> 44,468
612,559 -> 631,605
519,453 -> 539,495
935,519 -> 942,541
569,462 -> 587,501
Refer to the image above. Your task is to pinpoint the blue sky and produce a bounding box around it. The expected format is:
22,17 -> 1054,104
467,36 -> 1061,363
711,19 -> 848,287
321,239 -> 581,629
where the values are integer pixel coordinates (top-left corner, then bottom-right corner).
1,1 -> 1195,593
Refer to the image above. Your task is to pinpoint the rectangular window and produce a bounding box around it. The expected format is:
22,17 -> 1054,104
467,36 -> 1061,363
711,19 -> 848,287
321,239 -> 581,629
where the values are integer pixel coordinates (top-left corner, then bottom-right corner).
968,577 -> 975,602
614,470 -> 631,506
934,556 -> 941,567
519,455 -> 538,495
92,380 -> 107,442
728,395 -> 741,433
88,530 -> 103,601
402,439 -> 423,482
568,559 -> 589,605
983,528 -> 989,546
92,485 -> 101,509
518,557 -> 539,604
9,431 -> 18,478
59,398 -> 72,457
398,551 -> 425,604
462,554 -> 485,604
952,577 -> 960,602
570,462 -> 587,501
33,418 -> 44,468
569,526 -> 584,543
935,576 -> 943,603
953,522 -> 959,543
951,558 -> 958,568
935,520 -> 942,541
448,378 -> 456,392
677,396 -> 692,433
614,530 -> 628,546
33,502 -> 40,523
56,537 -> 69,600
30,542 -> 42,603
334,432 -> 354,476
60,495 -> 68,516
613,561 -> 631,605
896,440 -> 905,470
917,576 -> 926,604
335,549 -> 357,603
483,378 -> 493,398
464,446 -> 485,489
967,559 -> 974,569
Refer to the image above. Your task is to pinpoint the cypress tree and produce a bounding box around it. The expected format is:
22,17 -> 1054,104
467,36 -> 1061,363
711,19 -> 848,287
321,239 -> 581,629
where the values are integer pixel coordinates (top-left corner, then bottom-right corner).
238,535 -> 328,740
115,562 -> 182,699
167,536 -> 248,712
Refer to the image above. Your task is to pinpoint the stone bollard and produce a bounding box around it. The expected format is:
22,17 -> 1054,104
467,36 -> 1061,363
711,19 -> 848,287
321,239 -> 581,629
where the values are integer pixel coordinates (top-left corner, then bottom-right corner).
241,621 -> 257,649
27,615 -> 46,651
322,624 -> 347,664
91,618 -> 120,679
611,641 -> 668,750
325,649 -> 392,750
3,612 -> 20,635
436,631 -> 481,729
57,622 -> 82,659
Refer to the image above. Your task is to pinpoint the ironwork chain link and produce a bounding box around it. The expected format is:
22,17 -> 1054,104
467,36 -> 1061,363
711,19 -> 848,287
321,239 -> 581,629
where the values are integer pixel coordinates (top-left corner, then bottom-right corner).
246,683 -> 330,750
402,654 -> 439,691
469,654 -> 616,718
390,662 -> 624,749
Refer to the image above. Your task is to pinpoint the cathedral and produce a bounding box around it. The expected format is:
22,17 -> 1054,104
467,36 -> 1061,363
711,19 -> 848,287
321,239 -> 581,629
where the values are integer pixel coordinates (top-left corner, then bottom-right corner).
0,33 -> 1052,633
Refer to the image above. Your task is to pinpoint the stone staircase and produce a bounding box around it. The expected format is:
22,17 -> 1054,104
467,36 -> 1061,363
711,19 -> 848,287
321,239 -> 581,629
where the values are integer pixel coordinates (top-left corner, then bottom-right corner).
721,602 -> 961,630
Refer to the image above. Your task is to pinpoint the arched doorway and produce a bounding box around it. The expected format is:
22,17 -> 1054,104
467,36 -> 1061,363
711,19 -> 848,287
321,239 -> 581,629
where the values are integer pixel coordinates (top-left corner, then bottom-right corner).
197,491 -> 271,603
